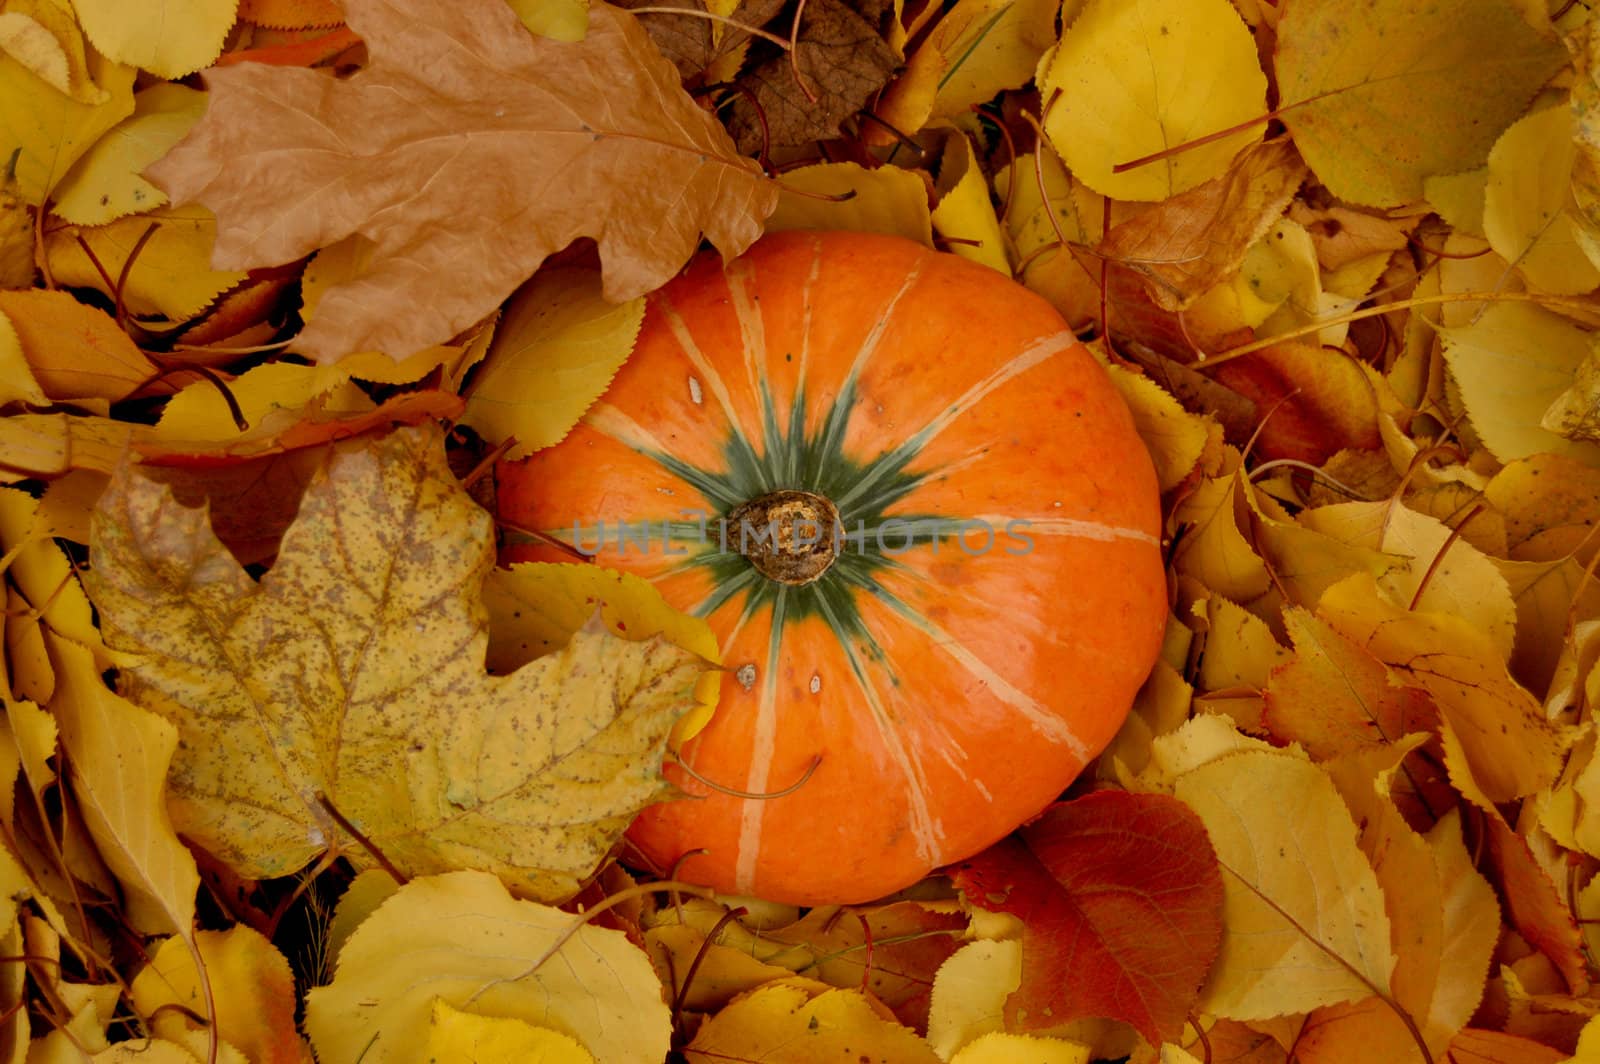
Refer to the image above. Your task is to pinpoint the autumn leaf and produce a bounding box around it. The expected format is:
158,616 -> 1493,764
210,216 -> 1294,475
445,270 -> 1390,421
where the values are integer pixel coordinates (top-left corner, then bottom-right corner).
682,979 -> 941,1063
1040,0 -> 1267,201
721,0 -> 899,152
951,790 -> 1224,1045
147,0 -> 776,362
1274,0 -> 1567,206
84,425 -> 711,899
305,870 -> 670,1064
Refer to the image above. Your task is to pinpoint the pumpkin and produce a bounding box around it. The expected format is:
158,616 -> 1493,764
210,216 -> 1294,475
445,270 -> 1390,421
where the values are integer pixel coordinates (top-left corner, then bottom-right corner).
497,230 -> 1167,905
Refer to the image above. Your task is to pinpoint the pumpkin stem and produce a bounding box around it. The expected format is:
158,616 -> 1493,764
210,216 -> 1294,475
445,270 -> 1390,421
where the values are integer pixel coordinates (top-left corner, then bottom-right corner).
725,490 -> 842,586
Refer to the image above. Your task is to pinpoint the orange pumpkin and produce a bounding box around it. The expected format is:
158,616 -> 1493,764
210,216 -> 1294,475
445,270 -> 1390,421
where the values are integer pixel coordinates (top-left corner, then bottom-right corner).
497,230 -> 1167,904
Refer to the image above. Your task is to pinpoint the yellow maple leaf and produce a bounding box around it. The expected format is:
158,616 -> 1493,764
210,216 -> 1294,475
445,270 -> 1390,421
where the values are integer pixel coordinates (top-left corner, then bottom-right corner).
83,425 -> 711,899
304,869 -> 669,1064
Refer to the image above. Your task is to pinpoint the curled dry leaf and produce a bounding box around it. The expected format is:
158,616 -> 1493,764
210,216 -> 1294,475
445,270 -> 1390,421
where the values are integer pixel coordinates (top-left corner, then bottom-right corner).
84,425 -> 711,899
147,0 -> 776,362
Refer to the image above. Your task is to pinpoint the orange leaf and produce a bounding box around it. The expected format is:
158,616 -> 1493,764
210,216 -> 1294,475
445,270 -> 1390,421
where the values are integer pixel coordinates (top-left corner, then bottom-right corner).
1446,1028 -> 1568,1063
950,791 -> 1223,1045
1210,342 -> 1381,464
1485,818 -> 1590,996
0,290 -> 156,403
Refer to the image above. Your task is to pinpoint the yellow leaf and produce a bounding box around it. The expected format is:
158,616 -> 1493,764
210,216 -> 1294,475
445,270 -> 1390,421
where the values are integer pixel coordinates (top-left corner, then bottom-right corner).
875,0 -> 1057,138
304,869 -> 669,1064
1299,501 -> 1518,662
1105,365 -> 1212,492
50,638 -> 197,938
0,42 -> 134,204
763,161 -> 933,245
1497,555 -> 1600,698
1424,169 -> 1488,239
45,204 -> 248,321
152,361 -> 374,445
950,1032 -> 1091,1064
929,131 -> 1008,274
485,560 -> 720,740
1275,0 -> 1567,206
682,979 -> 940,1063
1171,468 -> 1273,607
323,868 -> 399,976
1484,452 -> 1600,561
643,923 -> 794,1013
83,426 -> 709,898
0,412 -> 141,481
995,148 -> 1104,327
1174,748 -> 1394,1020
1192,594 -> 1289,693
1439,301 -> 1600,466
131,927 -> 303,1064
427,1000 -> 596,1062
1542,337 -> 1600,444
92,1037 -> 247,1064
925,938 -> 1020,1059
73,0 -> 236,78
0,486 -> 99,651
1318,573 -> 1570,806
0,289 -> 155,404
1484,105 -> 1600,296
52,82 -> 206,226
0,11 -> 68,95
461,267 -> 644,458
1040,0 -> 1266,201
0,310 -> 47,407
507,0 -> 590,42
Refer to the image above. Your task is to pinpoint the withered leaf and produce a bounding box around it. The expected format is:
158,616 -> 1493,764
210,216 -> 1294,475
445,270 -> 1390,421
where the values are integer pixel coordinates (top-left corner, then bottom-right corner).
617,0 -> 785,80
83,425 -> 710,900
725,0 -> 898,151
148,0 -> 775,363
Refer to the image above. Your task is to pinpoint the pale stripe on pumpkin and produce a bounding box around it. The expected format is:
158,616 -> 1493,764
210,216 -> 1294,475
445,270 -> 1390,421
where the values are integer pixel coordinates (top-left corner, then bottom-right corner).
835,330 -> 1076,512
970,515 -> 1160,546
734,591 -> 788,894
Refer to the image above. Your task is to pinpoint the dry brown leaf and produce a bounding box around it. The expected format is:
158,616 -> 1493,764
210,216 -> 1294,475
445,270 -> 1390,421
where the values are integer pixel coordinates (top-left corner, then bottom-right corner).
147,0 -> 775,362
1100,138 -> 1308,311
723,0 -> 898,151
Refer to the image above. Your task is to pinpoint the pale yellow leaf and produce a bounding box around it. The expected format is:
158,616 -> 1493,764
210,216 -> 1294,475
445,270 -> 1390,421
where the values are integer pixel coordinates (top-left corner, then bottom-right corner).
462,267 -> 644,458
323,868 -> 399,977
1299,501 -> 1517,662
1439,301 -> 1600,466
1175,748 -> 1394,1020
1542,335 -> 1600,444
428,1000 -> 595,1062
682,979 -> 940,1063
950,1032 -> 1091,1064
53,82 -> 206,226
50,637 -> 198,937
1041,0 -> 1266,200
926,938 -> 1020,1060
73,0 -> 236,78
1484,105 -> 1600,295
1275,0 -> 1566,206
0,42 -> 133,205
930,131 -> 1008,273
44,204 -> 247,321
0,12 -> 67,94
764,161 -> 933,245
305,870 -> 669,1064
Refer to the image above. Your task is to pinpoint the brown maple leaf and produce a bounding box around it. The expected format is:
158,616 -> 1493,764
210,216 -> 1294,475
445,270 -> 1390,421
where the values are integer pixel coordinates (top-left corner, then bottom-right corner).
148,0 -> 776,363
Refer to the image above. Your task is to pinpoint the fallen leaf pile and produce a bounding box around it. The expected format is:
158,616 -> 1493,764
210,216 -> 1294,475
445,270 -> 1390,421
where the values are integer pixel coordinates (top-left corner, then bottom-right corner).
3,0 -> 1600,1059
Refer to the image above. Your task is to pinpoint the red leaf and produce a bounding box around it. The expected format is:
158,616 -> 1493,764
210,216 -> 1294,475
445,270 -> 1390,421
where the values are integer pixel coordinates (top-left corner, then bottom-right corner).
950,790 -> 1224,1046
